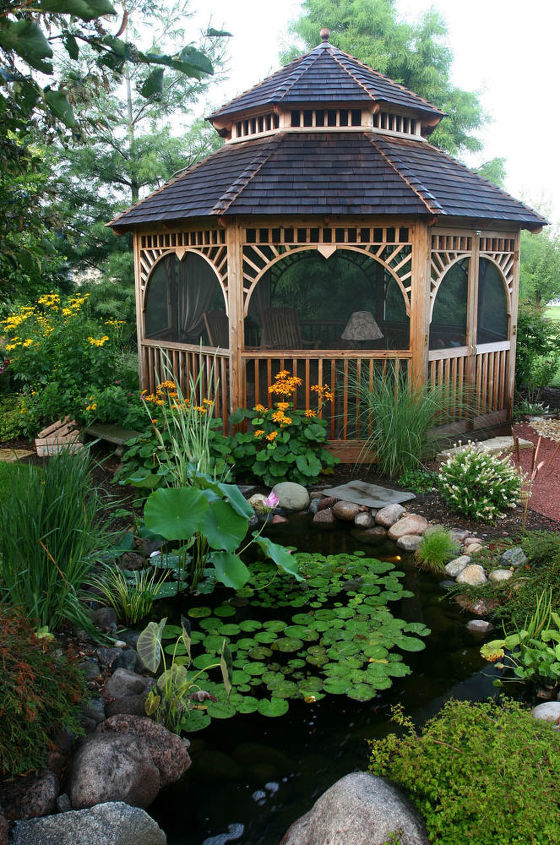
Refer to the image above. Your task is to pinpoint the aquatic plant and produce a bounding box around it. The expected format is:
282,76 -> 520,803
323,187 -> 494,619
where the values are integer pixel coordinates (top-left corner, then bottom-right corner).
88,564 -> 170,625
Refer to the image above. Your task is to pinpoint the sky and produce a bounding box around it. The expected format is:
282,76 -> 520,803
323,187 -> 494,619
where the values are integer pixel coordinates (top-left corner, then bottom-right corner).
189,0 -> 560,225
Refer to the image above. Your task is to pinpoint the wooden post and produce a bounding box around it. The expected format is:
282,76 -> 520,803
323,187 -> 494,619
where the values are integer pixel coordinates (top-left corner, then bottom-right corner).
226,221 -> 244,415
506,229 -> 521,419
465,231 -> 480,427
133,232 -> 145,389
410,222 -> 430,389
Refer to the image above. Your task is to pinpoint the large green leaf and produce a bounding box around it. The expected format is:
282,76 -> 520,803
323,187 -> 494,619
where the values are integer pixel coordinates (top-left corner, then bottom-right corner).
137,617 -> 166,673
211,551 -> 251,589
144,487 -> 208,540
140,67 -> 164,99
216,482 -> 254,519
39,0 -> 116,20
202,500 -> 248,552
254,536 -> 303,580
0,20 -> 53,73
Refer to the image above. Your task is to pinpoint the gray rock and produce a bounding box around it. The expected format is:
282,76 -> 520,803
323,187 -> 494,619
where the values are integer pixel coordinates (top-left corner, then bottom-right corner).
79,658 -> 101,682
11,802 -> 166,844
308,498 -> 320,515
104,668 -> 152,700
105,693 -> 149,719
118,552 -> 145,571
112,649 -> 139,673
116,629 -> 140,649
531,702 -> 560,725
388,515 -> 429,540
456,564 -> 487,586
312,508 -> 335,525
375,503 -> 405,528
466,619 -> 494,634
489,568 -> 513,583
450,528 -> 469,543
444,556 -> 471,578
96,647 -> 123,669
82,698 -> 105,724
463,536 -> 484,546
317,496 -> 336,511
68,734 -> 160,809
272,482 -> 310,512
78,715 -> 98,734
280,772 -> 428,845
396,534 -> 423,552
92,607 -> 118,632
0,770 -> 59,820
56,793 -> 72,813
501,547 -> 528,567
97,715 -> 191,788
357,526 -> 387,544
354,512 -> 375,530
332,500 -> 361,521
321,481 -> 415,509
464,543 -> 483,555
0,815 -> 7,845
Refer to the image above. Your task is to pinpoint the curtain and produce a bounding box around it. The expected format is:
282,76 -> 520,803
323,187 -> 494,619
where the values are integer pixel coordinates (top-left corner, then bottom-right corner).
177,254 -> 216,341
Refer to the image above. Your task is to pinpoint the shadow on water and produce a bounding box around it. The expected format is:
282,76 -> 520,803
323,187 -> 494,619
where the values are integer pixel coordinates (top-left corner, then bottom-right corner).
150,513 -> 500,845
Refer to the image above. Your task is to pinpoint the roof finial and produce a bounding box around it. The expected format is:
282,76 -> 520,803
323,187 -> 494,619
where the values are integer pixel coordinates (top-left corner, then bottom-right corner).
320,28 -> 330,43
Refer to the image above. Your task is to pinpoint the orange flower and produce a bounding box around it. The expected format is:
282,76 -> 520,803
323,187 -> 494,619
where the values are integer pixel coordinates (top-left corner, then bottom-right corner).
254,429 -> 265,438
305,409 -> 316,417
276,402 -> 290,411
266,430 -> 278,441
253,403 -> 266,413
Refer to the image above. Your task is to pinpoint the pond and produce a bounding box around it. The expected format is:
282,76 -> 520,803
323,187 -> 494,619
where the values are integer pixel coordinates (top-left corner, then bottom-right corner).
149,513 -> 499,845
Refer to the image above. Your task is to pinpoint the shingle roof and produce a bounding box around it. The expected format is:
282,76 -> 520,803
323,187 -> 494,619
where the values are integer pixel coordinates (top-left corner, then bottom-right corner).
209,41 -> 443,121
109,131 -> 545,230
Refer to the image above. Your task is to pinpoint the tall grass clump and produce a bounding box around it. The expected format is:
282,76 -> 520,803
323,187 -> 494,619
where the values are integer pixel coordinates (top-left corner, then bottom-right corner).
89,564 -> 169,625
415,528 -> 459,574
0,449 -> 113,631
355,368 -> 467,478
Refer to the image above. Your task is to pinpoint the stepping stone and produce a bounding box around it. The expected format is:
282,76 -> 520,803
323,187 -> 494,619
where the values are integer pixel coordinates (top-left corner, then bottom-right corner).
0,448 -> 34,462
320,480 -> 415,509
437,436 -> 533,461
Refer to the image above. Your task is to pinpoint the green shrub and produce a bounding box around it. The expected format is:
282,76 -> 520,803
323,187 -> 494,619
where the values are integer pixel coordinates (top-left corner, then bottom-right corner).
354,369 -> 466,478
438,442 -> 523,522
515,304 -> 560,399
0,605 -> 86,776
369,699 -> 560,845
229,371 -> 338,486
0,449 -> 114,630
415,528 -> 459,573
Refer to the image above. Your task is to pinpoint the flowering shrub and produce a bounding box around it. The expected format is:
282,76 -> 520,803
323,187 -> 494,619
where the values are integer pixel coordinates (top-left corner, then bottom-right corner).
1,292 -> 131,433
229,370 -> 338,486
438,442 -> 523,522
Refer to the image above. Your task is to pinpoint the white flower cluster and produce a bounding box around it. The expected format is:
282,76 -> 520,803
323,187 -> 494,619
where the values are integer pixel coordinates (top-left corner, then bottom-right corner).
438,442 -> 524,523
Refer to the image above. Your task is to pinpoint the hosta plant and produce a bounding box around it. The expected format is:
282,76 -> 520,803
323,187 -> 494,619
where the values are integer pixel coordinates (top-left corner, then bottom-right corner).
438,442 -> 523,522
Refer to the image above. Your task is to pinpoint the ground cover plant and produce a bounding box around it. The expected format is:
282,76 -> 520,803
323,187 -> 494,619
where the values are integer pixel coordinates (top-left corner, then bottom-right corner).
153,551 -> 429,732
0,449 -> 114,631
0,605 -> 86,776
229,370 -> 338,486
369,699 -> 560,845
438,442 -> 523,521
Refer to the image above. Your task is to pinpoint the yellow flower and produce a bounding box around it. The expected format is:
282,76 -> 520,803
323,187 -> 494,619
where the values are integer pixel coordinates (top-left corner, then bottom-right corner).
203,398 -> 214,406
5,343 -> 17,351
305,409 -> 316,417
276,402 -> 290,411
193,405 -> 207,414
254,429 -> 265,438
22,338 -> 34,348
62,308 -> 72,317
85,403 -> 97,411
279,416 -> 292,426
38,293 -> 60,308
272,410 -> 287,423
311,383 -> 334,403
253,403 -> 267,413
266,430 -> 278,442
87,335 -> 109,347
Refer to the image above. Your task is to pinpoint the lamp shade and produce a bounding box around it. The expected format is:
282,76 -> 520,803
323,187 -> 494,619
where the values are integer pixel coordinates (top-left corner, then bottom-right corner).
341,311 -> 383,341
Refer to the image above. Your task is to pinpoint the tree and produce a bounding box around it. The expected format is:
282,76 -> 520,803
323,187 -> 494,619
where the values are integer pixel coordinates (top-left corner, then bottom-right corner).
283,0 -> 488,158
520,228 -> 560,308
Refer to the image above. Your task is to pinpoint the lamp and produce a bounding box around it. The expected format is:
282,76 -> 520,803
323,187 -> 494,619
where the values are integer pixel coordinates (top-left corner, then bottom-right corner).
341,311 -> 383,346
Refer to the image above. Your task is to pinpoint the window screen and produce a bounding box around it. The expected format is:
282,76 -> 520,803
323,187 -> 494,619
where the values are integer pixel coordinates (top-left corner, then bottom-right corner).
429,258 -> 468,350
477,258 -> 508,344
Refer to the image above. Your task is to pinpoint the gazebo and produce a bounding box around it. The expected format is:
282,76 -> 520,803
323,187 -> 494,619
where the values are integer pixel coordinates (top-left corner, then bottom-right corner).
109,30 -> 545,459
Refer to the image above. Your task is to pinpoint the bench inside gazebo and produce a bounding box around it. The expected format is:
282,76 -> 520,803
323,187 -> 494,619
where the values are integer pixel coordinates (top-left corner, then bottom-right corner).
109,29 -> 545,460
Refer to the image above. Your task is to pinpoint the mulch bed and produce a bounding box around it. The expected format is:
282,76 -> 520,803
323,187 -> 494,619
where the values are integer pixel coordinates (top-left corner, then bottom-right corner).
511,422 -> 560,524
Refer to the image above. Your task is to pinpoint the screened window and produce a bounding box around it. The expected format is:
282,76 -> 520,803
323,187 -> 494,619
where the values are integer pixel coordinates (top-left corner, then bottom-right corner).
429,258 -> 468,350
477,258 -> 508,344
144,253 -> 227,346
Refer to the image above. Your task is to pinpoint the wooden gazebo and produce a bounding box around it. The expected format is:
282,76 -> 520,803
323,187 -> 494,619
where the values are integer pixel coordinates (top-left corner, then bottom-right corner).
109,30 -> 545,459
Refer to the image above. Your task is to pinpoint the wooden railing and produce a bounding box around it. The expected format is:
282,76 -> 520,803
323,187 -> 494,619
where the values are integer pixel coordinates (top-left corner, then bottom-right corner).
141,339 -> 230,428
241,349 -> 411,444
475,341 -> 510,418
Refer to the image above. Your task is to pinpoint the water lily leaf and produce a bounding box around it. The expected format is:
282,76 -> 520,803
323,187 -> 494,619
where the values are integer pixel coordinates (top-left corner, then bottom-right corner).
284,625 -> 319,642
217,623 -> 241,637
180,710 -> 211,732
395,636 -> 426,652
188,606 -> 212,618
348,683 -> 378,701
193,653 -> 220,670
206,699 -> 236,719
230,694 -> 259,713
238,619 -> 262,631
257,697 -> 289,717
162,624 -> 183,639
243,661 -> 267,676
199,617 -> 222,632
323,677 -> 350,694
231,670 -> 251,685
254,631 -> 277,644
273,637 -> 304,653
263,620 -> 286,632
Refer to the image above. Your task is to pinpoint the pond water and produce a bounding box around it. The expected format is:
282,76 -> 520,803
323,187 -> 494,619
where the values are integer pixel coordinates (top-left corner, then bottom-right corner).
149,513 -> 499,845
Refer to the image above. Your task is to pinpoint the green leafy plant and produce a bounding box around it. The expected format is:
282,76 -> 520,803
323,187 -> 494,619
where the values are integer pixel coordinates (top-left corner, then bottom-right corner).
396,468 -> 437,493
355,368 -> 467,478
481,590 -> 560,689
515,304 -> 560,400
143,470 -> 300,591
137,616 -> 232,734
415,528 -> 459,573
369,699 -> 560,845
0,604 -> 86,776
89,564 -> 169,625
0,448 -> 114,630
438,442 -> 523,522
229,371 -> 338,486
513,398 -> 550,420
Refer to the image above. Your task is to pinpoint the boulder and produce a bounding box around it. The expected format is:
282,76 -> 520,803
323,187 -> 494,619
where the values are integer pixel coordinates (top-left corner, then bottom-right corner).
464,543 -> 483,555
531,702 -> 560,725
97,715 -> 191,787
118,552 -> 145,571
456,564 -> 487,586
332,501 -> 361,521
280,772 -> 428,845
489,568 -> 513,583
450,528 -> 469,543
354,512 -> 375,530
317,496 -> 336,511
82,698 -> 106,724
0,814 -> 7,845
68,733 -> 160,809
500,547 -> 528,568
112,649 -> 139,673
455,595 -> 497,616
272,482 -> 310,512
105,693 -> 149,719
104,669 -> 153,700
463,536 -> 483,546
466,619 -> 493,634
388,515 -> 428,541
11,802 -> 166,845
375,504 -> 405,528
357,526 -> 387,544
312,508 -> 335,525
248,493 -> 269,509
444,556 -> 471,578
92,607 -> 118,632
396,535 -> 423,552
0,770 -> 58,820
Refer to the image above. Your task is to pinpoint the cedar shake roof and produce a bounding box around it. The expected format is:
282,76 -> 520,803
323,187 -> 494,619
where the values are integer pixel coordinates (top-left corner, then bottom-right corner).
109,131 -> 545,230
208,41 -> 443,121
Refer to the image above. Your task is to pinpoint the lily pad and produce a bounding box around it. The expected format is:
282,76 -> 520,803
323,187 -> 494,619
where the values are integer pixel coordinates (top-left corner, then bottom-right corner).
179,710 -> 211,732
257,697 -> 289,717
273,637 -> 304,653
